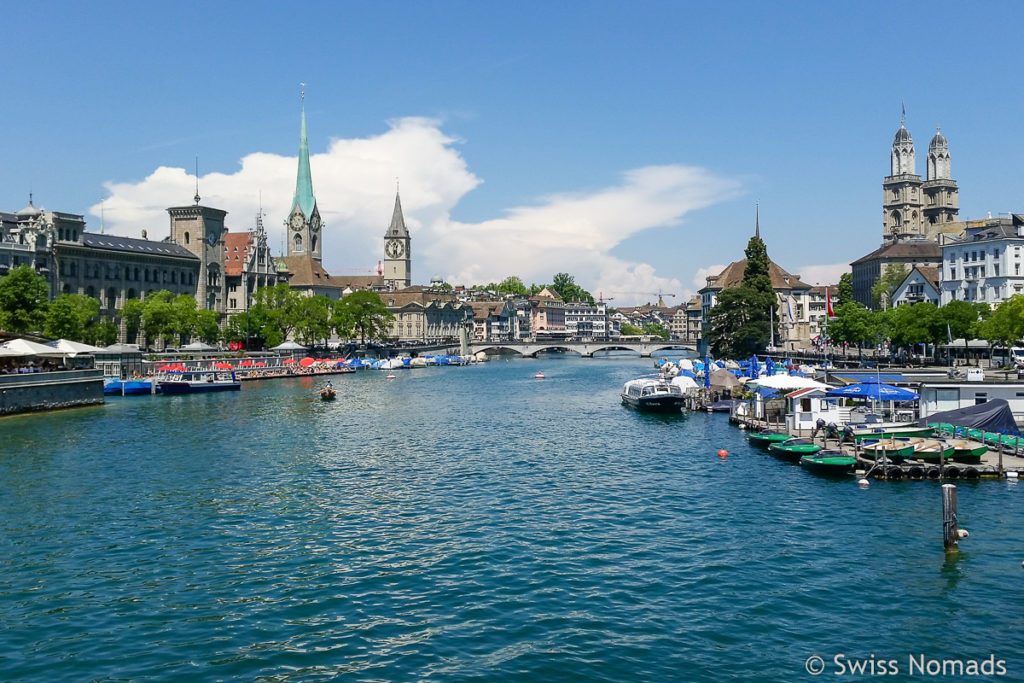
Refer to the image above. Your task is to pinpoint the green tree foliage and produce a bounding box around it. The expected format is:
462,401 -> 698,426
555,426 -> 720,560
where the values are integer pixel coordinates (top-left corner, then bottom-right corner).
887,302 -> 937,353
550,272 -> 594,304
252,284 -> 301,344
827,302 -> 879,352
835,272 -> 854,307
619,322 -> 643,336
44,294 -> 100,341
496,276 -> 529,296
294,295 -> 333,345
121,298 -> 144,344
140,291 -> 180,348
88,319 -> 119,347
334,290 -> 394,343
0,265 -> 50,334
642,323 -> 670,340
194,309 -> 221,344
705,235 -> 776,357
871,264 -> 909,309
980,295 -> 1024,351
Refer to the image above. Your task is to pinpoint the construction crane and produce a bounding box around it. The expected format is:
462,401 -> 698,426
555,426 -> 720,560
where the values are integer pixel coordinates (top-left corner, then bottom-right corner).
601,290 -> 677,307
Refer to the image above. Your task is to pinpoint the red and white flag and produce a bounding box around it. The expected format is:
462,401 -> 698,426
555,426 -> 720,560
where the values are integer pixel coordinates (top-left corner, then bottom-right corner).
826,287 -> 834,317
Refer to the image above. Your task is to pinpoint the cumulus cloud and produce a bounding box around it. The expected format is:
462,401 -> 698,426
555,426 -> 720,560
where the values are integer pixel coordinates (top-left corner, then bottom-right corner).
789,262 -> 849,287
92,117 -> 740,306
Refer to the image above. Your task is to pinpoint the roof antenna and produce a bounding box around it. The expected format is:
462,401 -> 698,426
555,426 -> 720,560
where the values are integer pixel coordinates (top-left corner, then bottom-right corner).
194,156 -> 200,205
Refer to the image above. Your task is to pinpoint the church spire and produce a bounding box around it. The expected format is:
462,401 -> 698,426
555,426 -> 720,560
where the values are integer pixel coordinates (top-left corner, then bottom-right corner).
385,187 -> 409,238
291,92 -> 316,220
755,202 -> 760,239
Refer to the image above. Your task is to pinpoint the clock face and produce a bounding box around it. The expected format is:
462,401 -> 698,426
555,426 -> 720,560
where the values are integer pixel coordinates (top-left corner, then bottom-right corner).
386,239 -> 404,258
206,228 -> 219,246
289,212 -> 305,230
310,213 -> 321,233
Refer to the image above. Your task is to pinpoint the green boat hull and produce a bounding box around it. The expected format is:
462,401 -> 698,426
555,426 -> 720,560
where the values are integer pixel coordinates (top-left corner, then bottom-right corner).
852,426 -> 933,442
767,440 -> 822,462
748,431 -> 791,449
800,452 -> 857,476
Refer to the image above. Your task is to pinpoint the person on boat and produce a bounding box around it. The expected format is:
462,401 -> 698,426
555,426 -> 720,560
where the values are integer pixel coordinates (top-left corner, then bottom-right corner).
325,380 -> 333,389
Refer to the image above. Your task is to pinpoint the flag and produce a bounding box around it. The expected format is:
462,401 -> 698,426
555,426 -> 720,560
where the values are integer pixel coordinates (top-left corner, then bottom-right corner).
787,296 -> 794,322
826,288 -> 834,317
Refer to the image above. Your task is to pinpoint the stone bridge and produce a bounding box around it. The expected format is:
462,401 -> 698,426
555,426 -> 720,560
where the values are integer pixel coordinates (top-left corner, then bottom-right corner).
468,340 -> 697,358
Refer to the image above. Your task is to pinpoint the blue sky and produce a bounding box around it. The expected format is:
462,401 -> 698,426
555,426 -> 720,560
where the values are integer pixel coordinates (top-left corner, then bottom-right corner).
4,1 -> 1023,305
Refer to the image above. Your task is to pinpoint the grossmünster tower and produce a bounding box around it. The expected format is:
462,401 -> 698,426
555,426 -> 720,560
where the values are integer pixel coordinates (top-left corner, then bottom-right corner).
286,93 -> 323,261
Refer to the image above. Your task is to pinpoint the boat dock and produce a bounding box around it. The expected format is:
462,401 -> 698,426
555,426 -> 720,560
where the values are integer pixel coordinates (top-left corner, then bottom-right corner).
730,413 -> 1024,481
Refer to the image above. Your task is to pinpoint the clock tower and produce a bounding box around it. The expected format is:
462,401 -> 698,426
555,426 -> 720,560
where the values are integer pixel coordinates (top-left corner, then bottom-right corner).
383,189 -> 411,289
169,190 -> 227,313
286,93 -> 322,262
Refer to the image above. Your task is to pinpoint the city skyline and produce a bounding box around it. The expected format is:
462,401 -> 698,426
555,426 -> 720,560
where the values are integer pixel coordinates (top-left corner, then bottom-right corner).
5,1 -> 1023,306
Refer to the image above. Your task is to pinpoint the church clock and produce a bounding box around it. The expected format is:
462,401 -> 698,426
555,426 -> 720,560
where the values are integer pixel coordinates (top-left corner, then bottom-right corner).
385,239 -> 404,258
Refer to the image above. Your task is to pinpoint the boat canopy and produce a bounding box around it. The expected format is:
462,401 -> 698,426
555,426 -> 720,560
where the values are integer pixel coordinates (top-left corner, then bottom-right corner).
918,398 -> 1017,433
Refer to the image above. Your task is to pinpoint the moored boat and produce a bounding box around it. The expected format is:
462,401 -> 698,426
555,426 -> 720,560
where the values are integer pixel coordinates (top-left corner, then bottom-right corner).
104,378 -> 157,395
907,439 -> 955,464
859,438 -> 916,463
767,437 -> 821,462
850,423 -> 933,441
157,370 -> 241,394
747,430 -> 792,449
948,440 -> 987,464
799,451 -> 857,476
620,377 -> 685,412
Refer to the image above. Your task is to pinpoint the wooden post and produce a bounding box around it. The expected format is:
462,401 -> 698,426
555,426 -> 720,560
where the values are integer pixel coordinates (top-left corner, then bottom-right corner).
942,484 -> 959,552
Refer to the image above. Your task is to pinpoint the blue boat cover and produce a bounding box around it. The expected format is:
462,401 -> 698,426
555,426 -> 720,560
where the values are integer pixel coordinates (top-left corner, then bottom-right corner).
918,398 -> 1018,433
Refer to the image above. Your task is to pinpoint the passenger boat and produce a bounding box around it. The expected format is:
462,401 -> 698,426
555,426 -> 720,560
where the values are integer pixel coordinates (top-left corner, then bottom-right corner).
799,451 -> 857,476
747,430 -> 792,449
157,370 -> 241,394
949,440 -> 987,464
767,437 -> 821,462
620,377 -> 685,412
320,387 -> 337,401
859,438 -> 916,463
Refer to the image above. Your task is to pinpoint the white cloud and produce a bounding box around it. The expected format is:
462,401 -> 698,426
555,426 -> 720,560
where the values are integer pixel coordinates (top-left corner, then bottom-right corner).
790,262 -> 849,287
691,265 -> 726,294
92,118 -> 740,306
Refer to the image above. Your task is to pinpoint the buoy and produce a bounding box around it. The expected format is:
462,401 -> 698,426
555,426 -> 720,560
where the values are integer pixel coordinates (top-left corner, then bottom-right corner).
717,449 -> 727,458
1007,471 -> 1020,479
386,372 -> 396,379
535,372 -> 545,379
858,478 -> 870,486
957,528 -> 970,539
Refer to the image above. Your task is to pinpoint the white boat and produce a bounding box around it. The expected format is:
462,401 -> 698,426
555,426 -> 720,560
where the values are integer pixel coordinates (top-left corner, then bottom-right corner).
157,370 -> 241,394
620,377 -> 686,412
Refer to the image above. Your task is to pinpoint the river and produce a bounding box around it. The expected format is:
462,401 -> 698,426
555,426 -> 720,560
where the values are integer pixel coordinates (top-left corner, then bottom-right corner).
1,354 -> 1022,681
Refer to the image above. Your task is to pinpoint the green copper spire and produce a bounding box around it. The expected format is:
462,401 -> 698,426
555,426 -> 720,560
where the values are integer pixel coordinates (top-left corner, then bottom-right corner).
291,96 -> 317,220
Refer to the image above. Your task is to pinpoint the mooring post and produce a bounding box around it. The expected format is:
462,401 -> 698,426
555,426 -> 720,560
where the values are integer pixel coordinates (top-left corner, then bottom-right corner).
998,444 -> 1004,476
942,483 -> 959,552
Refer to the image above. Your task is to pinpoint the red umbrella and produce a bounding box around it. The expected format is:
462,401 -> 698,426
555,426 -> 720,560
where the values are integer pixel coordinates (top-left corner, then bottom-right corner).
215,362 -> 234,369
282,359 -> 298,365
299,357 -> 315,368
255,361 -> 267,367
239,359 -> 254,367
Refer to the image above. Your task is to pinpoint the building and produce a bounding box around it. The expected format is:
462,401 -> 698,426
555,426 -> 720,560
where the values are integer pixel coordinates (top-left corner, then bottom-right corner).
277,95 -> 351,299
851,239 -> 942,308
938,214 -> 1024,306
382,190 -> 411,290
564,300 -> 613,340
527,288 -> 566,338
380,286 -> 472,343
223,211 -> 286,315
468,300 -> 515,341
883,121 -> 959,242
892,266 -> 940,307
168,198 -> 227,313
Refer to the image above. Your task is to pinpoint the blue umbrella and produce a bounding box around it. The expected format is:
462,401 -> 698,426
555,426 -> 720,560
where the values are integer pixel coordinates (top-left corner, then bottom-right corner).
825,383 -> 919,400
704,355 -> 711,389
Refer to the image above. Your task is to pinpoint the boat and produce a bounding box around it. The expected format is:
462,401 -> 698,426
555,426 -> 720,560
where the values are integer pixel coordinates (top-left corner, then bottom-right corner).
535,371 -> 545,379
747,430 -> 792,449
157,370 -> 241,394
320,387 -> 337,401
948,440 -> 988,464
907,439 -> 956,464
800,451 -> 857,476
849,423 -> 933,441
620,377 -> 685,412
767,437 -> 821,462
859,438 -> 916,463
104,378 -> 157,395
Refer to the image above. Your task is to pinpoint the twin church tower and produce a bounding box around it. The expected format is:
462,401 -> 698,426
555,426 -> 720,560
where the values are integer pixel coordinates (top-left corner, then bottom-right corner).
284,94 -> 411,290
882,116 -> 958,243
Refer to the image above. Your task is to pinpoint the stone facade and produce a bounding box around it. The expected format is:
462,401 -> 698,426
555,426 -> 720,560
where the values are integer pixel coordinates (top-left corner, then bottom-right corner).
168,203 -> 227,313
383,191 -> 411,290
883,123 -> 959,242
939,215 -> 1024,306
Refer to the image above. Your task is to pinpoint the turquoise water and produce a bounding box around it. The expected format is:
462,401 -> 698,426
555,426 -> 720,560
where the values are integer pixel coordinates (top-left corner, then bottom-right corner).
1,355 -> 1022,681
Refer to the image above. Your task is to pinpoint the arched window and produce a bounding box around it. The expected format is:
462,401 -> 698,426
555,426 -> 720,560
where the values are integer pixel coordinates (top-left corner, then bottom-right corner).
184,232 -> 190,245
106,288 -> 116,310
891,211 -> 902,227
293,233 -> 303,251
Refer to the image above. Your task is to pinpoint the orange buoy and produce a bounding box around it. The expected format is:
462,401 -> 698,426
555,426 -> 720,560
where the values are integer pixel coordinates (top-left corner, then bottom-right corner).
386,372 -> 396,379
535,372 -> 545,379
717,449 -> 728,458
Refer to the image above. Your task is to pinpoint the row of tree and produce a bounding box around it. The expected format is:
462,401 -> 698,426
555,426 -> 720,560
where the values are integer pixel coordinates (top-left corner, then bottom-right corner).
0,267 -> 394,349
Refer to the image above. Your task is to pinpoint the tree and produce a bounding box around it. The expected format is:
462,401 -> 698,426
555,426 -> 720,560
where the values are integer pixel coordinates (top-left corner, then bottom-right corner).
705,235 -> 776,357
871,264 -> 908,309
44,294 -> 100,341
121,298 -> 144,344
826,301 -> 878,357
980,295 -> 1024,355
253,284 -> 301,343
551,272 -> 594,304
194,310 -> 221,344
140,291 -> 178,348
496,276 -> 529,296
334,290 -> 394,343
642,323 -> 670,340
294,295 -> 333,345
835,272 -> 854,307
887,302 -> 937,355
87,319 -> 119,347
0,265 -> 50,334
620,322 -> 643,336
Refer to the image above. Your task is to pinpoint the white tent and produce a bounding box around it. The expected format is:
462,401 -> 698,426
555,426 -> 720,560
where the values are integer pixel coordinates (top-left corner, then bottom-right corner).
0,338 -> 67,357
47,339 -> 106,356
676,358 -> 694,371
670,375 -> 699,391
270,340 -> 308,351
181,341 -> 217,351
748,375 -> 831,391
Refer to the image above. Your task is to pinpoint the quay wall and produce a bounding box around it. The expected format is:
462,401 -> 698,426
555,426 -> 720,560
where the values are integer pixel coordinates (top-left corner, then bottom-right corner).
0,370 -> 105,416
